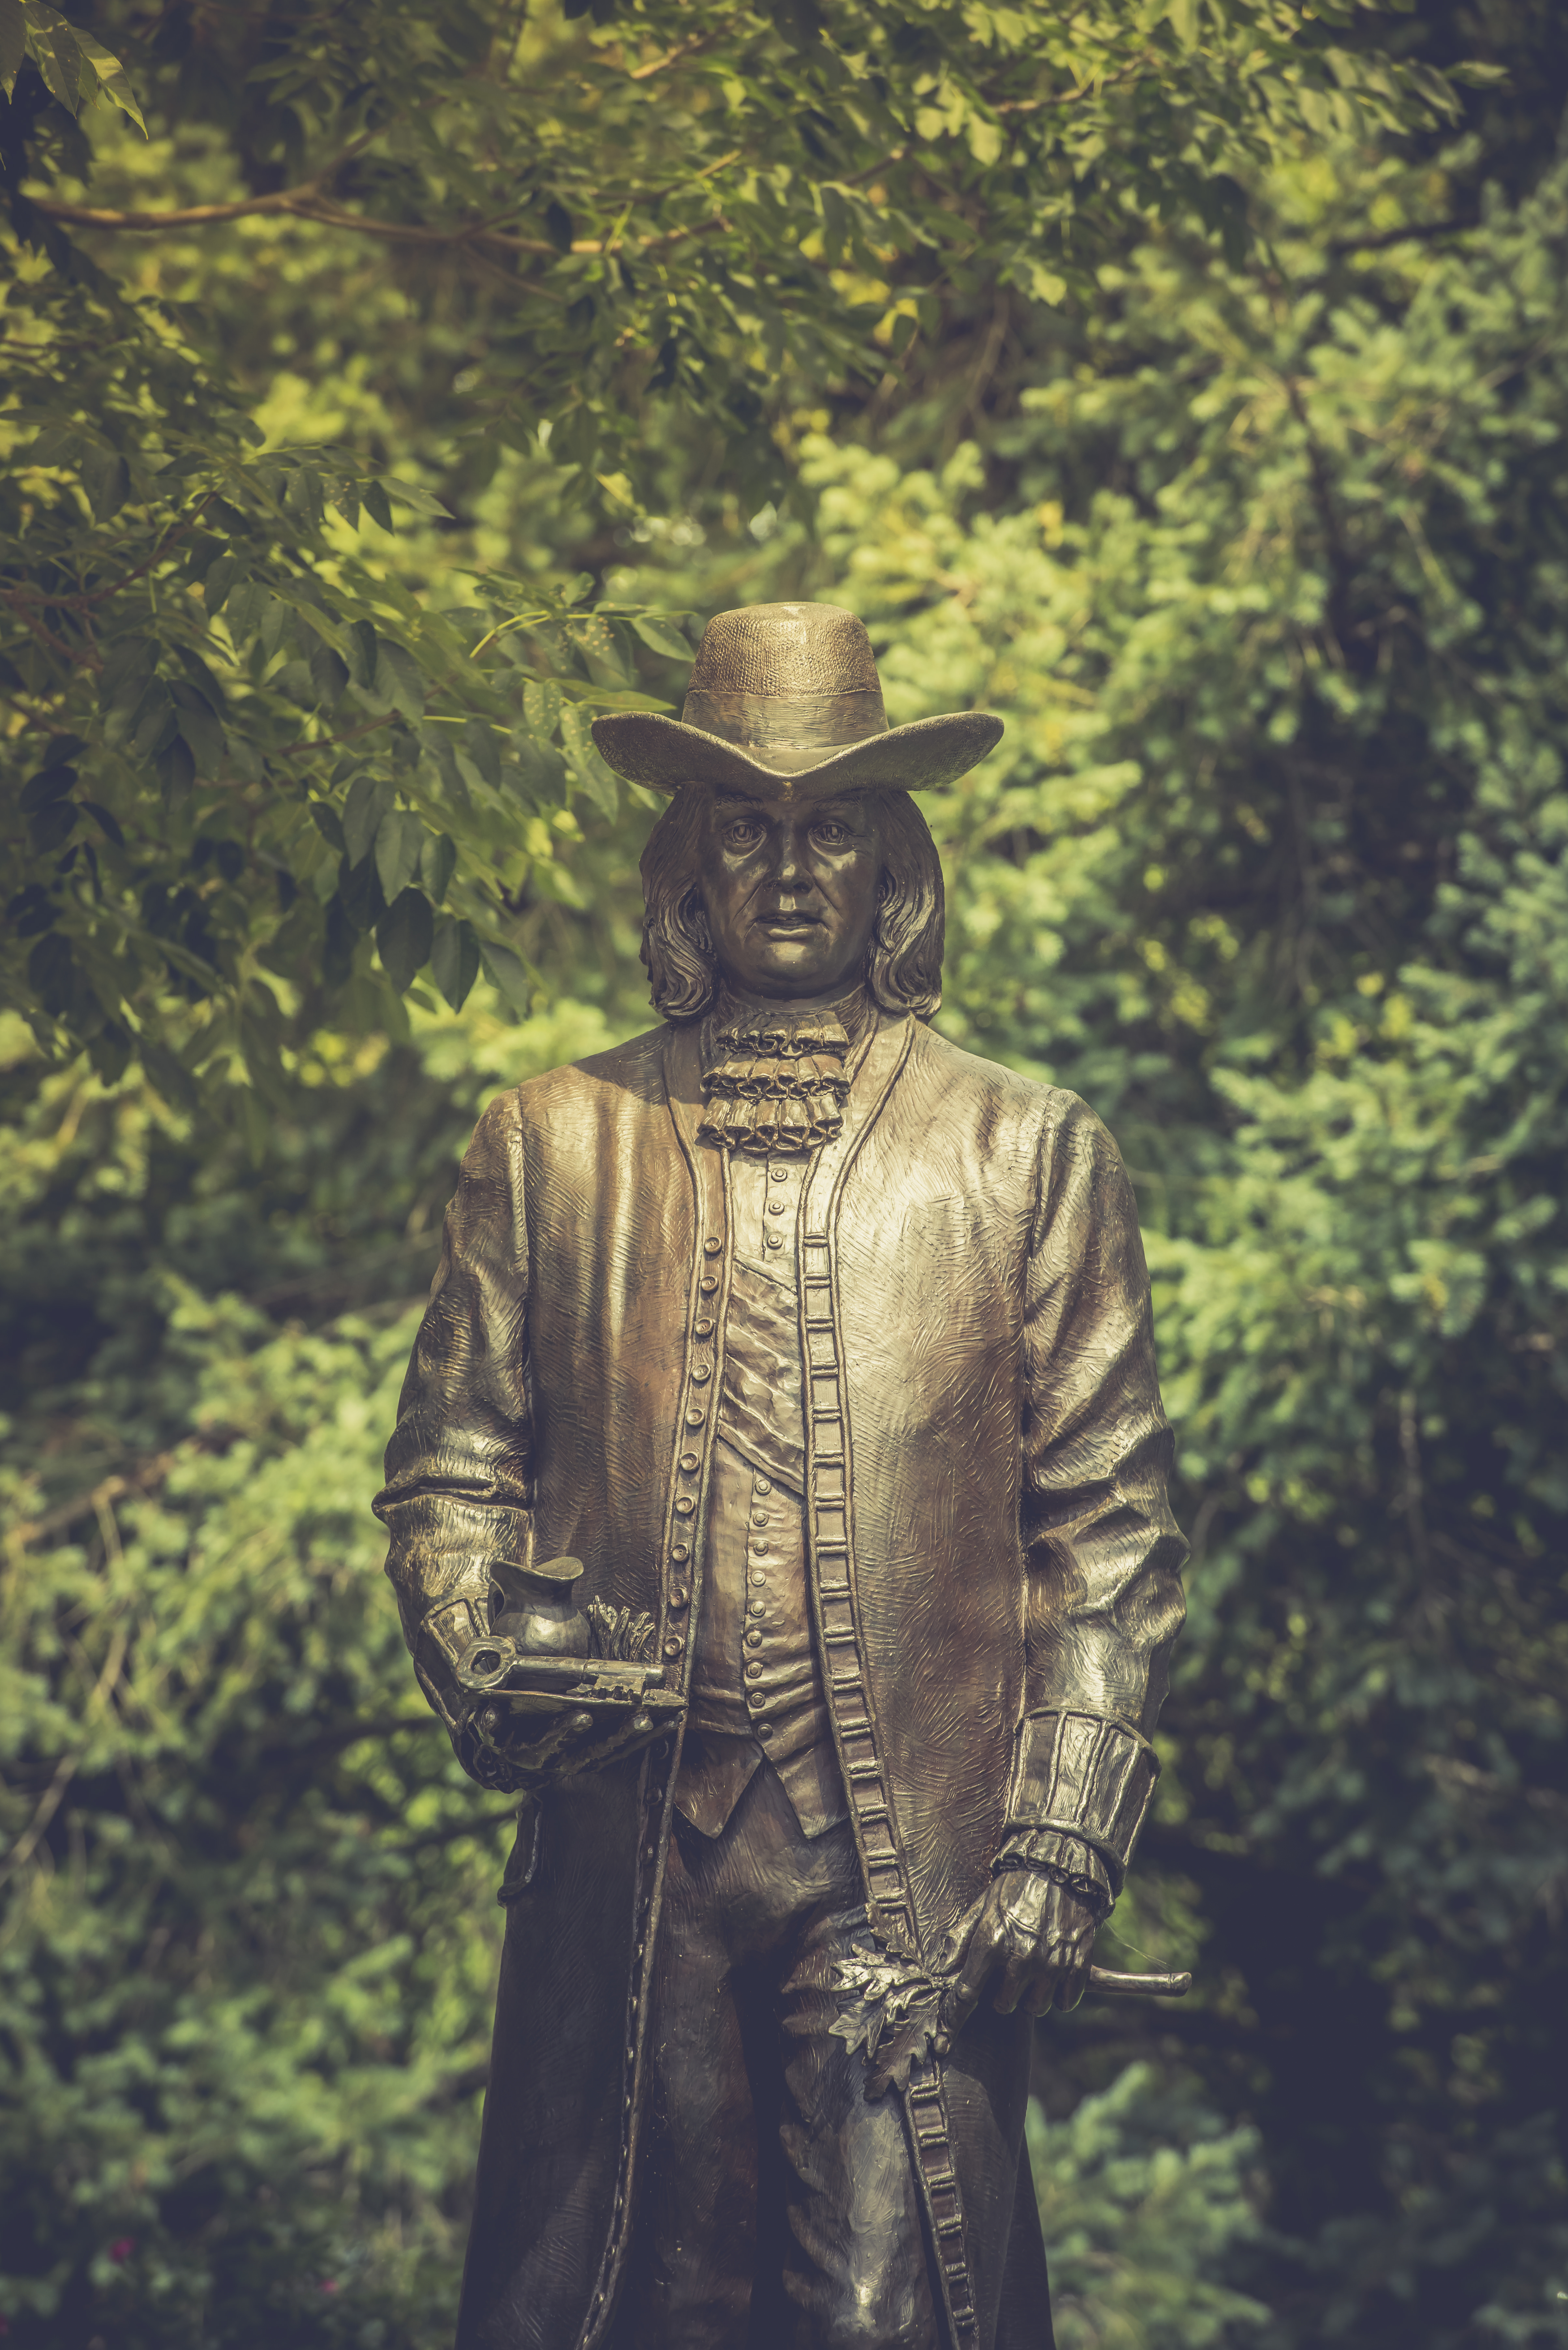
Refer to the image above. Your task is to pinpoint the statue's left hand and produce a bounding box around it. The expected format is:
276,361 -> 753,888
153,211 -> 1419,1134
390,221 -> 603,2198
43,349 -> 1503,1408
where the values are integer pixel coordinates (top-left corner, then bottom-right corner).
939,1870 -> 1098,2033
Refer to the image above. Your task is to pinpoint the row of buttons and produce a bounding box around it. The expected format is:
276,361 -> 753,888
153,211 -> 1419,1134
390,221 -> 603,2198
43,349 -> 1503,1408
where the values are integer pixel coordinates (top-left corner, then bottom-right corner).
664,1235 -> 725,1659
745,1468 -> 777,1739
764,1159 -> 796,1249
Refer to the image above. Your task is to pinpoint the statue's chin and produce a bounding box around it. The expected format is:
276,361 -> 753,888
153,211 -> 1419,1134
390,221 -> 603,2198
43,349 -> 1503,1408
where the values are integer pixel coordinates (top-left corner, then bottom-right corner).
717,949 -> 863,1001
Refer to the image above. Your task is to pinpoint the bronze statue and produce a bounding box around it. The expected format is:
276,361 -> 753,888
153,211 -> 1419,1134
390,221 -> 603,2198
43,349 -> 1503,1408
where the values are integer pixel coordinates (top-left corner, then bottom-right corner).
374,603 -> 1187,2350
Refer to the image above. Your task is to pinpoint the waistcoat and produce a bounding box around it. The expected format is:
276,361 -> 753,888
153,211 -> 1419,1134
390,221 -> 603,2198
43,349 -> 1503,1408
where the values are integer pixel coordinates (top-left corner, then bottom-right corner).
675,1150 -> 846,1839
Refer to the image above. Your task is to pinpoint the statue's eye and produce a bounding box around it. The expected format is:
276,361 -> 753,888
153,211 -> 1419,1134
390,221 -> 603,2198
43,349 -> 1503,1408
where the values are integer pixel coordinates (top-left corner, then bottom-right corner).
724,822 -> 763,849
812,822 -> 848,846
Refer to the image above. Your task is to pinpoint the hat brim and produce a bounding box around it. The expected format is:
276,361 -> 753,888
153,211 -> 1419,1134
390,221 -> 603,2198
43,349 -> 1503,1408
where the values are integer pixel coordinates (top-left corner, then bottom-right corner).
589,710 -> 1004,800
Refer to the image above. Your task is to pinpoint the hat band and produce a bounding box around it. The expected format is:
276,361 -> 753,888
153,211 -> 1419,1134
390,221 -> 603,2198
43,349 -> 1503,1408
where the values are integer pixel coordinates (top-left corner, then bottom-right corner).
681,687 -> 888,773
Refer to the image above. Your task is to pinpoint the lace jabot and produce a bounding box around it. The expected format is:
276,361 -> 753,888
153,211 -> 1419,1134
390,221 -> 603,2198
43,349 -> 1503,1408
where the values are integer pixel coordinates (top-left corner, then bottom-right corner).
696,989 -> 869,1156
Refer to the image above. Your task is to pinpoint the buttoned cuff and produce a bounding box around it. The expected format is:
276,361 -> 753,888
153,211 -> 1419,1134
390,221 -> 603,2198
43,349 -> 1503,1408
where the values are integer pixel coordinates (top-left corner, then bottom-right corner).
992,1828 -> 1115,1917
413,1590 -> 492,1737
1004,1708 -> 1160,1898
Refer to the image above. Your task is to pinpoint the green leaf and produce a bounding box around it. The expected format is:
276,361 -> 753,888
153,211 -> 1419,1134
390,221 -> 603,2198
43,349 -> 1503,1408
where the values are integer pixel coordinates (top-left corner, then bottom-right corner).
71,22 -> 146,133
346,619 -> 379,691
1165,0 -> 1201,50
29,799 -> 77,853
419,831 -> 457,904
375,886 -> 434,993
561,704 -> 618,818
374,808 -> 423,904
202,554 -> 240,616
99,637 -> 157,715
86,1019 -> 132,1085
170,686 -> 226,776
363,479 -> 396,533
523,678 -> 562,742
430,913 -> 480,1010
375,638 -> 426,721
479,938 -> 532,1014
156,736 -> 195,808
308,799 -> 346,853
381,477 -> 451,519
310,643 -> 350,707
21,763 -> 76,813
81,799 -> 125,847
139,1037 -> 200,1112
461,717 -> 502,788
342,774 -> 395,866
630,613 -> 695,663
80,443 -> 131,523
0,0 -> 25,99
29,13 -> 82,112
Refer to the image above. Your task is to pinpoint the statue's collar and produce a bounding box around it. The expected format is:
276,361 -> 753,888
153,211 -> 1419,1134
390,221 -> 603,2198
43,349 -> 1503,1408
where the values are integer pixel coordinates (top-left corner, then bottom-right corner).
696,984 -> 872,1156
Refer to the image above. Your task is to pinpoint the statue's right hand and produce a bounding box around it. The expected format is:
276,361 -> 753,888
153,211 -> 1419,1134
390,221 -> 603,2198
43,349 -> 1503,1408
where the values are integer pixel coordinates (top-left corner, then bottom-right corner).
461,1700 -> 667,1791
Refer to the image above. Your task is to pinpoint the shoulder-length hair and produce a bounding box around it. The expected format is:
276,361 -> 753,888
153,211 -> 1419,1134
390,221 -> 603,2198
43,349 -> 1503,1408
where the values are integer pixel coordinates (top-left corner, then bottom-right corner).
638,787 -> 945,1023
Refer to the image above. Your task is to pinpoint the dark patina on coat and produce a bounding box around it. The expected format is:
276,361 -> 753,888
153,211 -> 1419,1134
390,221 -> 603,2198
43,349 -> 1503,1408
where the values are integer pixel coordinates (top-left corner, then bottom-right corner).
376,1006 -> 1187,2350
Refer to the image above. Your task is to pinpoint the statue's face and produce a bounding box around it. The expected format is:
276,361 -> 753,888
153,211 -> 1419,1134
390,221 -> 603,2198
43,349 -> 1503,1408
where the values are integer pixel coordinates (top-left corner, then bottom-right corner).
698,792 -> 882,1001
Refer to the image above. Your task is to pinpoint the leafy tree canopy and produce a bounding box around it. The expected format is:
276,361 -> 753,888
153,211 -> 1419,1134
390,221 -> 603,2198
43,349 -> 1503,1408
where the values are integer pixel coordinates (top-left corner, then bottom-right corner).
2,0 -> 1469,1125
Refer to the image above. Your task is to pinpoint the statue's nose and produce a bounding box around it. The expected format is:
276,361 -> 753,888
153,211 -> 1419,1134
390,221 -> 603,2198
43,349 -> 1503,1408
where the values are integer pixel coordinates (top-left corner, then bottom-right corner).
771,830 -> 811,886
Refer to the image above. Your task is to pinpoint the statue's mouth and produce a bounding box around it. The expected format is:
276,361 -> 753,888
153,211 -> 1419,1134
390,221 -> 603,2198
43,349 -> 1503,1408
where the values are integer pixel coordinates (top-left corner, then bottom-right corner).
754,906 -> 822,933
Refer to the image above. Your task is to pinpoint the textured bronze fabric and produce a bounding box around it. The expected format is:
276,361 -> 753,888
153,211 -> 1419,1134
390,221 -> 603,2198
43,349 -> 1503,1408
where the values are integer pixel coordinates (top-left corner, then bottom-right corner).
686,602 -> 883,701
614,1762 -> 943,2350
376,1004 -> 1186,2350
677,1440 -> 844,1842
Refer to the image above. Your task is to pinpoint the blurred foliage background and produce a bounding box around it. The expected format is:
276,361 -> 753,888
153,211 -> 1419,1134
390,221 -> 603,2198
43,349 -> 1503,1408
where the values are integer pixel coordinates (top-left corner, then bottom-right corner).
3,1 -> 1567,2345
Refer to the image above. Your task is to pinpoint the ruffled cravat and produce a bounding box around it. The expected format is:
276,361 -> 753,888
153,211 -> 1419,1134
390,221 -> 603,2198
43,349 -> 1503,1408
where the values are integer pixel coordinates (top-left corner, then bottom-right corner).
697,992 -> 864,1155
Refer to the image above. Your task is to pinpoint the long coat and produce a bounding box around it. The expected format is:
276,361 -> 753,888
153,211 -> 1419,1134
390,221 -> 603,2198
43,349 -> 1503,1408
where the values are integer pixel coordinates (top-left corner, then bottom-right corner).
376,1005 -> 1187,2350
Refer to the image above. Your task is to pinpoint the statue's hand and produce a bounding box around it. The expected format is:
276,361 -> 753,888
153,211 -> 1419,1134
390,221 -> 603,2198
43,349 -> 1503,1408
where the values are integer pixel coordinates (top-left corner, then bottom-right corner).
459,1700 -> 668,1792
939,1870 -> 1099,2033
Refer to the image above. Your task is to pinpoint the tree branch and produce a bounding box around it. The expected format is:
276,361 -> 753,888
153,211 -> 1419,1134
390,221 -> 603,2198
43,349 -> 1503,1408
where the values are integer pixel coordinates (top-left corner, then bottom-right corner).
0,587 -> 101,669
8,1453 -> 176,1549
628,26 -> 729,80
1326,217 -> 1470,257
31,188 -> 732,265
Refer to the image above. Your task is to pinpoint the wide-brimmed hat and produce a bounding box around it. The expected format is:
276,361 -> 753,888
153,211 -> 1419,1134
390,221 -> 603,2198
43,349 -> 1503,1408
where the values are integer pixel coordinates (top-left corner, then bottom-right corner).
590,601 -> 1003,801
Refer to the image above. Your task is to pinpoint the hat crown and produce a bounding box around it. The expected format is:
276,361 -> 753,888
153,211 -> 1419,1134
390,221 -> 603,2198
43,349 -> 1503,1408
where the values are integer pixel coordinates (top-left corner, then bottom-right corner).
687,602 -> 881,700
681,602 -> 887,774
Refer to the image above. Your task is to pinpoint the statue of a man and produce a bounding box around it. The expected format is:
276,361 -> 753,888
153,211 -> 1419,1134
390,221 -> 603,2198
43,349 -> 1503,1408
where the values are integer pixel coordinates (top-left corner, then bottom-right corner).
375,603 -> 1186,2350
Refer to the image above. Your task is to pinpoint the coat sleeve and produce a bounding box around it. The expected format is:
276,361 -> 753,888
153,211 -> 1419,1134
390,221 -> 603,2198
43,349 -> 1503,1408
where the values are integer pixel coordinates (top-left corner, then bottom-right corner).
1003,1091 -> 1188,1899
373,1088 -> 534,1748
